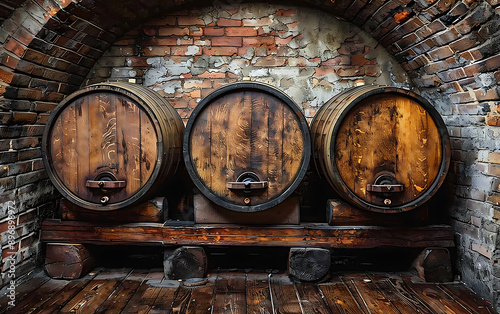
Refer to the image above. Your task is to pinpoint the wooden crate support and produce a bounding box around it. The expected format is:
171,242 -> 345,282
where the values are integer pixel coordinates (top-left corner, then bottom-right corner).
44,243 -> 94,279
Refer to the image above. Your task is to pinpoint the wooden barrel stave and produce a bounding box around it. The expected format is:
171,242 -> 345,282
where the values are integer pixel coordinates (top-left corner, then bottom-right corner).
42,82 -> 184,211
311,85 -> 450,213
184,82 -> 311,213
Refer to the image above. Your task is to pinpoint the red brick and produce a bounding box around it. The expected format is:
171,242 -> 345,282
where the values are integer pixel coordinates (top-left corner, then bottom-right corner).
127,57 -> 151,67
13,26 -> 35,46
212,37 -> 242,47
337,66 -> 364,77
0,51 -> 20,69
217,18 -> 241,27
364,65 -> 381,77
177,16 -> 205,26
226,27 -> 258,37
171,46 -> 202,56
415,20 -> 446,39
428,46 -> 454,61
253,56 -> 286,67
243,37 -> 275,47
455,3 -> 493,35
351,54 -> 370,66
158,27 -> 190,36
313,67 -> 335,77
449,35 -> 478,53
198,71 -> 226,78
5,37 -> 26,57
189,27 -> 203,36
203,47 -> 238,56
204,27 -> 225,36
437,67 -> 467,82
276,35 -> 293,46
276,9 -> 296,16
142,46 -> 171,57
395,33 -> 419,50
0,67 -> 14,84
475,88 -> 499,101
322,56 -> 350,66
142,27 -> 156,36
432,28 -> 460,46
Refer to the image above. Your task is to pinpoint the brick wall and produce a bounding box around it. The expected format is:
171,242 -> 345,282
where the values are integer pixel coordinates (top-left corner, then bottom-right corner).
0,0 -> 499,311
86,4 -> 410,124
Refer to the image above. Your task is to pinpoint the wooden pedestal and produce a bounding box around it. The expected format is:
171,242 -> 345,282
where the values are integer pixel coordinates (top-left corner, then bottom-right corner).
60,197 -> 168,223
194,194 -> 300,224
45,243 -> 94,279
327,199 -> 429,226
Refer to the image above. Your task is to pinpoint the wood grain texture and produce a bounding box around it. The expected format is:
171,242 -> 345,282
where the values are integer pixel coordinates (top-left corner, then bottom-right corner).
212,273 -> 246,313
41,220 -> 456,248
43,83 -> 183,210
186,83 -> 309,212
311,86 -> 449,213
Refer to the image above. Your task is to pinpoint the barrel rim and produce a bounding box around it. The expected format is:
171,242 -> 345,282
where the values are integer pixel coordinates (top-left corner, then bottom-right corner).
183,81 -> 311,213
42,82 -> 169,211
316,85 -> 451,213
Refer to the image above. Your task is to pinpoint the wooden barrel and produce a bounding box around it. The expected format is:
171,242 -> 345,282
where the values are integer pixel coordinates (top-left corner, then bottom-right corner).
311,85 -> 450,213
184,82 -> 311,212
42,82 -> 184,211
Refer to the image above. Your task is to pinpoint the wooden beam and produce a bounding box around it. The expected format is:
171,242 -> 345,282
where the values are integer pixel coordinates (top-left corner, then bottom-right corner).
41,220 -> 455,249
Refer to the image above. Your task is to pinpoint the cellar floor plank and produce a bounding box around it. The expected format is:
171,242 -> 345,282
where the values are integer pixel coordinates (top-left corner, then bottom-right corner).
1,269 -> 496,314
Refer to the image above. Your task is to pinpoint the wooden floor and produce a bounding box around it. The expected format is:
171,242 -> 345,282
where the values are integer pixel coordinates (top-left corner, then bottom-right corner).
0,268 -> 496,314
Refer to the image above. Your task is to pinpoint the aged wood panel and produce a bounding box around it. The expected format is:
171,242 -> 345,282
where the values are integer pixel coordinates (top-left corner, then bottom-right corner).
246,273 -> 273,314
318,281 -> 366,313
59,269 -> 130,313
270,273 -> 302,313
212,273 -> 246,313
295,282 -> 330,313
42,82 -> 183,211
41,220 -> 456,248
94,270 -> 149,313
185,82 -> 310,213
44,243 -> 94,279
311,86 -> 450,213
120,271 -> 165,314
183,277 -> 216,313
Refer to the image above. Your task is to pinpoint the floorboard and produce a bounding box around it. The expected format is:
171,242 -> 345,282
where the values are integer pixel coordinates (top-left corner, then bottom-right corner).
1,269 -> 496,314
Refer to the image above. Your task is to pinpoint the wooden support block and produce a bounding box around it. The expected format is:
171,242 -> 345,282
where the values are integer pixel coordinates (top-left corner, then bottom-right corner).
60,197 -> 168,223
45,243 -> 94,279
327,199 -> 429,226
194,194 -> 300,224
164,246 -> 207,280
288,247 -> 331,282
412,247 -> 452,282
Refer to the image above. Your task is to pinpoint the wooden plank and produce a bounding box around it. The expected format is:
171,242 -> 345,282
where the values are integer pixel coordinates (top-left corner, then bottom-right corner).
168,285 -> 192,313
246,273 -> 273,314
189,104 -> 212,191
148,279 -> 180,313
318,280 -> 366,313
282,102 -> 304,194
342,273 -> 400,313
403,277 -> 476,313
120,270 -> 166,314
269,273 -> 301,313
31,268 -> 103,313
439,283 -> 496,314
294,282 -> 330,313
75,95 -> 90,197
0,271 -> 49,311
139,107 -> 157,186
267,96 -> 284,199
368,274 -> 433,313
250,91 -> 270,202
61,101 -> 77,193
41,220 -> 456,248
212,272 -> 246,313
210,95 -> 231,200
60,268 -> 131,313
116,94 -> 141,197
94,269 -> 149,313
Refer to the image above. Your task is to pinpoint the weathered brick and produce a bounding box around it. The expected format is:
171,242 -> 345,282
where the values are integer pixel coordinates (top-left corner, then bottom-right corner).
17,147 -> 41,161
252,56 -> 286,67
242,37 -> 275,47
202,47 -> 238,56
11,112 -> 37,124
428,45 -> 454,61
204,27 -> 225,36
242,17 -> 271,27
212,37 -> 242,47
158,27 -> 190,36
395,33 -> 419,50
416,19 -> 446,39
450,34 -> 479,53
5,37 -> 26,57
177,16 -> 205,26
432,27 -> 460,46
226,27 -> 258,37
337,66 -> 364,77
217,18 -> 241,27
455,2 -> 494,35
